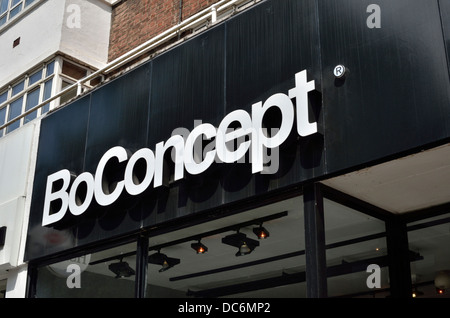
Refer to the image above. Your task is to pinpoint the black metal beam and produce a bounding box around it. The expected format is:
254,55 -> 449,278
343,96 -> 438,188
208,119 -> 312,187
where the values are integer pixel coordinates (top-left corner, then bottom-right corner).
386,216 -> 412,298
89,211 -> 288,266
134,235 -> 149,298
303,183 -> 327,298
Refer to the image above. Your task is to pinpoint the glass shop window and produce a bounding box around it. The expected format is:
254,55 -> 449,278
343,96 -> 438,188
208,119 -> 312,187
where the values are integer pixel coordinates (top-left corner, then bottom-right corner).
145,196 -> 307,298
324,199 -> 389,298
34,242 -> 137,298
408,213 -> 450,298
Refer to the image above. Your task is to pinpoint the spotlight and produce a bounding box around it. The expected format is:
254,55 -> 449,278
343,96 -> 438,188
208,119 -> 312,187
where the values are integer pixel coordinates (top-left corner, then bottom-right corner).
108,259 -> 135,279
434,270 -> 450,295
222,232 -> 259,257
253,225 -> 270,239
148,251 -> 180,272
436,287 -> 445,295
411,287 -> 423,298
191,241 -> 208,254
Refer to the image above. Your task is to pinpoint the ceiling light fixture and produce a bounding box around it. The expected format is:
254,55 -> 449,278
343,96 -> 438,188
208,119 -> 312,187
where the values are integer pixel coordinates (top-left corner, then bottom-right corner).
253,224 -> 270,239
148,251 -> 180,272
222,231 -> 259,257
434,270 -> 450,294
191,240 -> 208,254
108,258 -> 136,279
436,287 -> 445,295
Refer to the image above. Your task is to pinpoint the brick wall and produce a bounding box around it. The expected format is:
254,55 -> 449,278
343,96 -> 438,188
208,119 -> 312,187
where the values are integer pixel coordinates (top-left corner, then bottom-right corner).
108,0 -> 221,62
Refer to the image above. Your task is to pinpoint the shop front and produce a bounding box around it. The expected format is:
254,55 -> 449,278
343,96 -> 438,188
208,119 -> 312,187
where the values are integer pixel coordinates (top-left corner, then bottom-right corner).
24,0 -> 450,298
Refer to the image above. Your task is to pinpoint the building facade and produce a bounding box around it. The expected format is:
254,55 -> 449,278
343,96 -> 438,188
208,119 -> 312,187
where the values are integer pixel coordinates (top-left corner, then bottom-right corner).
0,0 -> 450,299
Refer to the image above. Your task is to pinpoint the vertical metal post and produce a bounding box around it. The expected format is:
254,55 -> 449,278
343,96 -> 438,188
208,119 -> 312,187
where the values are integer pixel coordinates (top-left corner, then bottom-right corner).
76,81 -> 83,96
51,57 -> 63,110
386,217 -> 412,298
303,183 -> 327,298
135,235 -> 149,298
25,264 -> 37,298
211,6 -> 217,23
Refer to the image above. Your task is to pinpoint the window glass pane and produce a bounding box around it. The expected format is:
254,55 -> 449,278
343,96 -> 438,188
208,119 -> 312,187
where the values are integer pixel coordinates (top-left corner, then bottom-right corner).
24,87 -> 39,123
9,5 -> 22,19
324,199 -> 388,298
9,98 -> 23,120
408,213 -> 450,297
7,96 -> 23,133
43,78 -> 52,100
41,78 -> 52,114
29,69 -> 43,86
46,61 -> 55,77
12,80 -> 24,96
0,0 -> 7,14
0,15 -> 6,27
0,106 -> 6,136
25,0 -> 35,7
35,242 -> 136,298
0,91 -> 7,105
12,0 -> 22,7
60,80 -> 77,105
146,197 -> 306,298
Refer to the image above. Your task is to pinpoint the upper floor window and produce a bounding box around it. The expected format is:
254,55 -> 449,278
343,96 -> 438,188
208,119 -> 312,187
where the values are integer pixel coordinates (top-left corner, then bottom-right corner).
0,0 -> 36,27
0,56 -> 98,138
0,60 -> 55,136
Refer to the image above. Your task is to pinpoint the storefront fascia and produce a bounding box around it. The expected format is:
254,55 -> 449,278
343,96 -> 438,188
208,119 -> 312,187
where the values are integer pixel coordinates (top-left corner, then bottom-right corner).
24,0 -> 450,298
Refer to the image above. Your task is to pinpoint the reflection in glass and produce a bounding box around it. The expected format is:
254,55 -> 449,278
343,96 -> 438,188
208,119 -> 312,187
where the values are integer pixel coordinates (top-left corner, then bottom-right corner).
324,199 -> 389,298
408,214 -> 450,298
146,197 -> 307,298
35,242 -> 137,298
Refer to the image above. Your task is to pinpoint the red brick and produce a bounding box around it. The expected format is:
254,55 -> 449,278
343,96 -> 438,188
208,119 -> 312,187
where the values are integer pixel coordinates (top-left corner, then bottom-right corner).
108,0 -> 222,62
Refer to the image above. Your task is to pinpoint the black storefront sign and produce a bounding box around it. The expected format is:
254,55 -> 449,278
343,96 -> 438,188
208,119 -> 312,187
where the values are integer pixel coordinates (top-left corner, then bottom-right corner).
25,0 -> 450,262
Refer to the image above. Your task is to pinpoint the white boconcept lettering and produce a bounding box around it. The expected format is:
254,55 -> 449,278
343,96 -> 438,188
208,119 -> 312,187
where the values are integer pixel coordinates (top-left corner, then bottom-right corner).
42,70 -> 318,227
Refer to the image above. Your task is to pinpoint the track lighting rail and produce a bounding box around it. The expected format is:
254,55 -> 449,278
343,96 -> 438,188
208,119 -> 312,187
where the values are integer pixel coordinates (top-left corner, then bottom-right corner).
148,211 -> 288,252
89,211 -> 288,266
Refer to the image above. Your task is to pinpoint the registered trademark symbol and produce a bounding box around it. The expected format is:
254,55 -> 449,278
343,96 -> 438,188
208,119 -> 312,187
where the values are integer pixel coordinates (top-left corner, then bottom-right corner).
333,65 -> 346,78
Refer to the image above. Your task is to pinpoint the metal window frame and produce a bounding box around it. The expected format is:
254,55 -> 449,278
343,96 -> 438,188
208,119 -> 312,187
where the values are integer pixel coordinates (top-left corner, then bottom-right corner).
0,59 -> 59,136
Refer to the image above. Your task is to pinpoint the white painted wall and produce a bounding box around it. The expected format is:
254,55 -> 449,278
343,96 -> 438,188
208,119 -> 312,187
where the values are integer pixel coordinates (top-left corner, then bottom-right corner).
60,0 -> 112,69
0,0 -> 65,88
0,121 -> 39,267
4,265 -> 28,298
0,0 -> 112,88
0,120 -> 40,297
